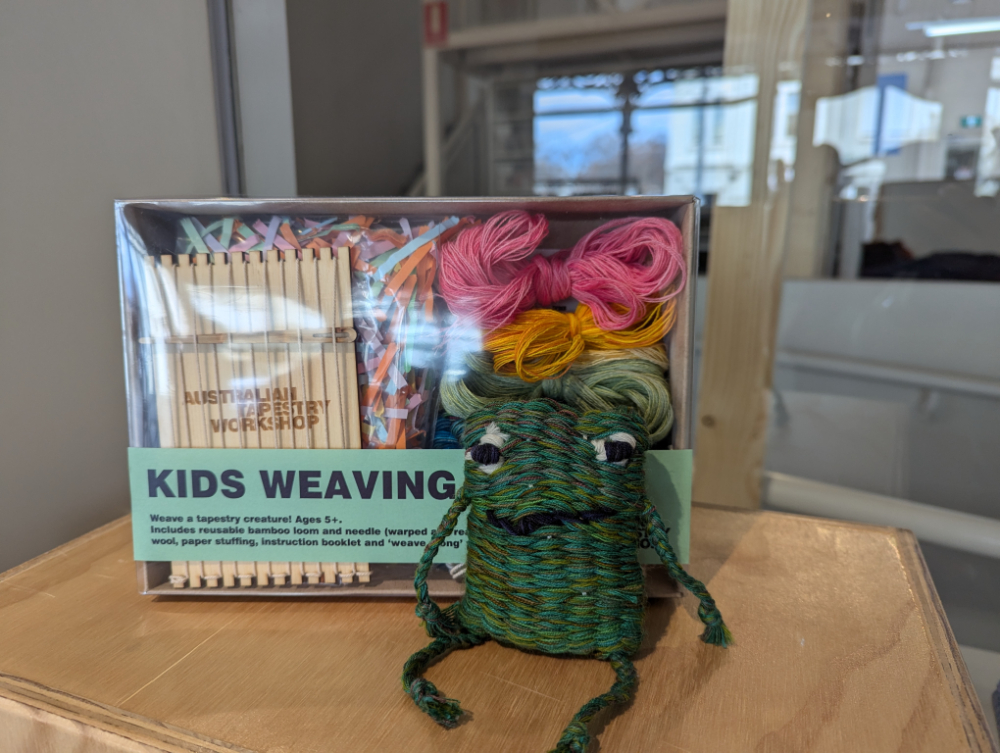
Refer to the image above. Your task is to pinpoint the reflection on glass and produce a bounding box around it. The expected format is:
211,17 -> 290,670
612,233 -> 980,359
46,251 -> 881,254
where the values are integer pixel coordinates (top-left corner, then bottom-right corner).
881,86 -> 943,153
770,80 -> 801,175
975,88 -> 1000,196
530,69 -> 760,205
814,86 -> 942,165
534,110 -> 623,196
535,86 -> 618,114
662,97 -> 757,206
770,1 -> 1000,667
814,87 -> 880,164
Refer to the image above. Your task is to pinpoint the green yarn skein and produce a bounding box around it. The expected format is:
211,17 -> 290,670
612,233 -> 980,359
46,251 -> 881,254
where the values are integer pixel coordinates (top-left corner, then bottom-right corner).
440,351 -> 675,442
402,399 -> 730,753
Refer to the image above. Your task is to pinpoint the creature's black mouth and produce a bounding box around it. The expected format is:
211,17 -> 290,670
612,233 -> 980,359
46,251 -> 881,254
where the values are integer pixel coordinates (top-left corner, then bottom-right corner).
486,507 -> 616,536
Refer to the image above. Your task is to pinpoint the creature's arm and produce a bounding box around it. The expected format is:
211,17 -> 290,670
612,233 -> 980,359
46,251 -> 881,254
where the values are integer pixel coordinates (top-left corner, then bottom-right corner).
414,490 -> 470,639
642,498 -> 732,647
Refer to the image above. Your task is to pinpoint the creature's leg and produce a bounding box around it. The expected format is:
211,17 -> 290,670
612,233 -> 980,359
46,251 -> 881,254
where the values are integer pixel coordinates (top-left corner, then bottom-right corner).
548,652 -> 638,753
402,634 -> 486,728
642,499 -> 732,647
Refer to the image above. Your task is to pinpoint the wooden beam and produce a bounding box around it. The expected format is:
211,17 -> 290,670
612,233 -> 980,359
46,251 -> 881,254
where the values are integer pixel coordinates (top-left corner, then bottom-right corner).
693,0 -> 810,508
463,20 -> 726,67
422,47 -> 443,196
783,0 -> 851,278
444,1 -> 727,51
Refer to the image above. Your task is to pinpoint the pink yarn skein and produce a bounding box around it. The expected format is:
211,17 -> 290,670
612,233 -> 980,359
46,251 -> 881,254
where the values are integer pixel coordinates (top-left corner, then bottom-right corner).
438,209 -> 686,331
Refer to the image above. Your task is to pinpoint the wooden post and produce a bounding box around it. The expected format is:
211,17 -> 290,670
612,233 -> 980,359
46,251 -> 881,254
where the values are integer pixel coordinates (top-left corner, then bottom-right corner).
693,0 -> 810,509
422,45 -> 443,196
782,0 -> 851,279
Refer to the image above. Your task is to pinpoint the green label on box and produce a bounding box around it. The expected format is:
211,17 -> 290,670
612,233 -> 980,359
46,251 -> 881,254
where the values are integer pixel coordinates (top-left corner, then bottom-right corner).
129,448 -> 691,564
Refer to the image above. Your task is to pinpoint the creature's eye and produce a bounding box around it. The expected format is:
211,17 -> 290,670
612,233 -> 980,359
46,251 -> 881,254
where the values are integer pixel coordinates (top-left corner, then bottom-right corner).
465,422 -> 508,474
591,432 -> 637,466
470,443 -> 501,465
605,441 -> 633,463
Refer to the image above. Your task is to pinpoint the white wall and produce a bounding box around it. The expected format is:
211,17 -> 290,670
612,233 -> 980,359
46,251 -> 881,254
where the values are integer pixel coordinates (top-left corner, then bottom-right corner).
0,0 -> 222,572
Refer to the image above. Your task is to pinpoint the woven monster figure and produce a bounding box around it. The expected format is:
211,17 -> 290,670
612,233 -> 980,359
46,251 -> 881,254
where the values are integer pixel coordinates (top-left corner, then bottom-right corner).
403,399 -> 730,753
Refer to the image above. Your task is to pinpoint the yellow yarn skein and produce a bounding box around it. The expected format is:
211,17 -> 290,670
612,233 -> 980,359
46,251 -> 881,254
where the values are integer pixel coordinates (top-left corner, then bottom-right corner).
483,300 -> 675,382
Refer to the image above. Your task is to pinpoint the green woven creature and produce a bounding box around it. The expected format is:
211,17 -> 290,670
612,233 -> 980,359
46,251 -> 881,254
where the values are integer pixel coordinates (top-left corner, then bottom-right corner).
402,399 -> 730,753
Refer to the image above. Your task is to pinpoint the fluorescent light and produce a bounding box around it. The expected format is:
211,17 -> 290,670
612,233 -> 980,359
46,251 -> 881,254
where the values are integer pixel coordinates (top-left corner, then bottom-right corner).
907,17 -> 1000,37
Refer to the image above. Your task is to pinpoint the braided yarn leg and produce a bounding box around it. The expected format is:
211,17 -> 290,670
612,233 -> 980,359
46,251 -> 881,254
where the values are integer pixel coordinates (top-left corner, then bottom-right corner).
547,652 -> 638,753
402,634 -> 486,728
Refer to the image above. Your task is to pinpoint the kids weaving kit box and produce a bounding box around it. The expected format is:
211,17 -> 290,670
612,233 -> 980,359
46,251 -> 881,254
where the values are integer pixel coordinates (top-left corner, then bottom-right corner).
116,197 -> 697,597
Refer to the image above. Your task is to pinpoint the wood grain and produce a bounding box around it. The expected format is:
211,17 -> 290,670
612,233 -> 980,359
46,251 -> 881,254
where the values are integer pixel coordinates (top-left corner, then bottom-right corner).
0,507 -> 994,752
0,675 -> 248,753
693,0 -> 809,508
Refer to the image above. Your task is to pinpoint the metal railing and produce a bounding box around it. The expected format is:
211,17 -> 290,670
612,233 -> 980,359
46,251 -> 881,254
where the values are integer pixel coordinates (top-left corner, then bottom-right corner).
763,472 -> 1000,560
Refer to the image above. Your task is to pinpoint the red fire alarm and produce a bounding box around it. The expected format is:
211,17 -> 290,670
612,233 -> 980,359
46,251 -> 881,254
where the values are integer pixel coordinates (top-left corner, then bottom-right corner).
424,1 -> 448,47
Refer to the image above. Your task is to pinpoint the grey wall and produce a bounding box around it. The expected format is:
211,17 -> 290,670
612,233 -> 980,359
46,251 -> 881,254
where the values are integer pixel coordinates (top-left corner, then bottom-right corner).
286,0 -> 424,196
232,0 -> 298,196
0,0 -> 222,571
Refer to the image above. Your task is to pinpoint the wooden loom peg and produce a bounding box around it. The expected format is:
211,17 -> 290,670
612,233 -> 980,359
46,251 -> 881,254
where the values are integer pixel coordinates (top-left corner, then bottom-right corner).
271,561 -> 291,586
169,560 -> 189,589
144,254 -> 188,590
266,249 -> 296,451
303,563 -> 322,585
337,562 -> 356,585
256,561 -> 271,587
222,561 -> 237,588
355,563 -> 371,584
203,561 -> 222,588
321,562 -> 339,585
187,560 -> 205,588
182,252 -> 219,582
237,561 -> 256,587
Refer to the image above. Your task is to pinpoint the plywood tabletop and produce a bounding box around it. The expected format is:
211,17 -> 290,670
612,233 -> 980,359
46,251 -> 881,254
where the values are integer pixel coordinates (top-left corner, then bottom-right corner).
0,506 -> 994,753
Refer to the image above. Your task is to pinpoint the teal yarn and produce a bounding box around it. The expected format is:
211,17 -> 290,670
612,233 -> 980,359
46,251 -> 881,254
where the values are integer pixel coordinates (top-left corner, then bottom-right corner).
402,399 -> 730,751
431,416 -> 462,449
440,351 -> 675,442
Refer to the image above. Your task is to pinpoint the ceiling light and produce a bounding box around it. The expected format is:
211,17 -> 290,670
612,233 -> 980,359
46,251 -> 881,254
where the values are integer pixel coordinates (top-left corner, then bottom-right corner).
907,17 -> 1000,37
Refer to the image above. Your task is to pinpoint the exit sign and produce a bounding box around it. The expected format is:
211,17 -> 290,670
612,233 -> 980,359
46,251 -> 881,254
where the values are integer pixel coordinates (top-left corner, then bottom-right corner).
424,1 -> 448,47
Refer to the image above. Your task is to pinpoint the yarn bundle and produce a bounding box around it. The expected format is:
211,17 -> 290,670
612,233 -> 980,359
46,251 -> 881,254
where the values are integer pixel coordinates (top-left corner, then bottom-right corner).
439,209 -> 686,331
441,350 -> 675,442
436,209 -> 686,441
484,300 -> 675,382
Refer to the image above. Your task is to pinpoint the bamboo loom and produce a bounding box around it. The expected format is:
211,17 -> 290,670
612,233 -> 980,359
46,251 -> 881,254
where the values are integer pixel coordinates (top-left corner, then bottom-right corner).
143,238 -> 367,588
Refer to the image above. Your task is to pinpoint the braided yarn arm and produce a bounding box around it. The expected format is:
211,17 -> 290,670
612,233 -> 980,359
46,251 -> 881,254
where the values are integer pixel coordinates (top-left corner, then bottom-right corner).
414,490 -> 470,639
404,490 -> 485,728
642,499 -> 732,647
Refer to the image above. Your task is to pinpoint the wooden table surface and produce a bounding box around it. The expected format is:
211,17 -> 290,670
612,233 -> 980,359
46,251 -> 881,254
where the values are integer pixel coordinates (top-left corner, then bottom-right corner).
0,505 -> 995,753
